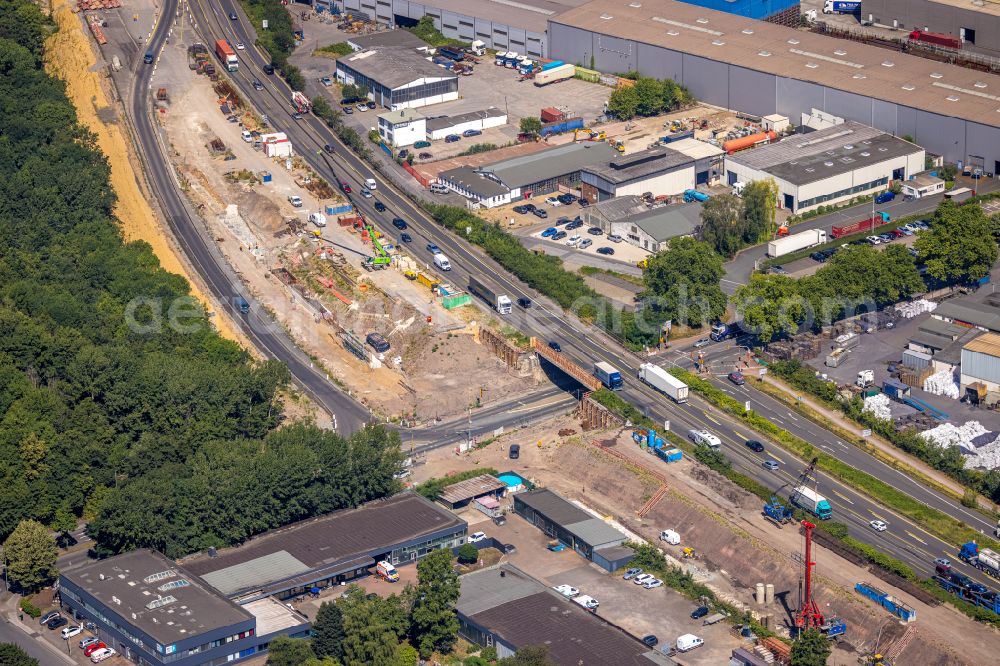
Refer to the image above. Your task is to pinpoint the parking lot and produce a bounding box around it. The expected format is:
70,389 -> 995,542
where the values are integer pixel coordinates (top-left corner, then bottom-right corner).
772,219 -> 922,277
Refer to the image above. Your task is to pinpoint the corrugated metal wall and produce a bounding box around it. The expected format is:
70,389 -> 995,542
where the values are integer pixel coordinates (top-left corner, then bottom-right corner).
673,0 -> 799,20
961,349 -> 1000,385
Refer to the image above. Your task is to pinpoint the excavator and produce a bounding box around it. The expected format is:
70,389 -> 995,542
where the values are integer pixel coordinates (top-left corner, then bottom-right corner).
362,223 -> 391,270
573,128 -> 606,142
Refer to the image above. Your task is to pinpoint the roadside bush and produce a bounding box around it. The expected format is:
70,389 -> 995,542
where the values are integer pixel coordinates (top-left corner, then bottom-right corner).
19,598 -> 41,618
315,42 -> 352,57
457,543 -> 479,564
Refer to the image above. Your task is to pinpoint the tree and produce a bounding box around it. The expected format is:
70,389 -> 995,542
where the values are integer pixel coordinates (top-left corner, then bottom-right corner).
313,601 -> 346,660
732,274 -> 805,342
699,194 -> 745,257
642,237 -> 726,328
607,84 -> 639,119
339,588 -> 409,666
266,637 -> 315,666
3,520 -> 57,591
790,628 -> 831,666
390,643 -> 418,666
990,212 -> 1000,243
409,548 -> 461,657
457,543 -> 479,564
519,117 -> 542,136
740,179 -> 779,244
915,201 -> 998,283
498,646 -> 555,666
0,643 -> 39,666
633,77 -> 665,117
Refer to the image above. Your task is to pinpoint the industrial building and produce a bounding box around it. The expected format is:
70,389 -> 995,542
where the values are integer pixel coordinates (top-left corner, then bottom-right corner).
907,316 -> 982,375
345,28 -> 428,52
456,564 -> 672,665
723,121 -> 925,213
861,0 -> 1000,55
669,137 -> 726,185
425,108 -> 507,140
513,488 -> 633,571
378,108 -> 426,147
902,172 -> 946,198
674,0 -> 800,25
581,146 -> 695,201
59,549 -> 309,666
437,473 -> 508,510
439,141 -> 617,207
548,0 -> 1000,173
932,296 -> 1000,334
335,46 -> 458,110
961,333 -> 1000,399
181,492 -> 467,601
583,195 -> 701,252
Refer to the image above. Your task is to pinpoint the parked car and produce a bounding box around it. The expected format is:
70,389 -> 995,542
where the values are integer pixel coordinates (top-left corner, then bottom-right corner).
469,531 -> 487,543
548,340 -> 562,352
84,642 -> 107,657
578,238 -> 593,249
426,243 -> 442,254
551,231 -> 567,241
587,226 -> 604,235
728,371 -> 745,385
418,152 -> 433,159
356,103 -> 367,112
392,218 -> 408,230
532,208 -> 548,219
366,332 -> 390,353
444,134 -> 461,143
878,233 -> 895,243
517,297 -> 532,308
566,235 -> 582,247
623,567 -> 643,580
47,617 -> 68,630
869,520 -> 888,532
62,625 -> 83,640
545,196 -> 562,206
865,236 -> 883,245
691,606 -> 710,620
342,106 -> 353,114
558,193 -> 577,204
642,635 -> 659,647
320,76 -> 333,86
875,191 -> 895,204
888,229 -> 905,238
90,648 -> 116,663
541,227 -> 557,238
745,439 -> 764,453
553,584 -> 579,597
596,247 -> 614,255
770,265 -> 787,274
414,141 -> 431,149
367,101 -> 376,109
513,205 -> 530,214
643,578 -> 663,589
398,149 -> 409,159
896,226 -> 913,236
509,443 -> 521,459
80,637 -> 100,650
287,195 -> 302,207
578,198 -> 589,207
374,201 -> 386,212
762,460 -> 780,471
607,234 -> 623,243
633,573 -> 655,585
400,233 -> 412,243
463,129 -> 482,137
40,612 -> 61,625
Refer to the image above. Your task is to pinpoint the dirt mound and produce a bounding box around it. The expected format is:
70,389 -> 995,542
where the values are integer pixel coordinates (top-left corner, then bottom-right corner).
237,189 -> 285,235
687,465 -> 759,510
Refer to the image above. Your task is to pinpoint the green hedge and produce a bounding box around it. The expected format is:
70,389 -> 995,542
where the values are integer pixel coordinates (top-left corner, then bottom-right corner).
19,598 -> 41,618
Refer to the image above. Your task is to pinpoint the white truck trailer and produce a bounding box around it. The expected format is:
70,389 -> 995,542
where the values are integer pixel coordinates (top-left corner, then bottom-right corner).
638,363 -> 688,403
766,229 -> 827,258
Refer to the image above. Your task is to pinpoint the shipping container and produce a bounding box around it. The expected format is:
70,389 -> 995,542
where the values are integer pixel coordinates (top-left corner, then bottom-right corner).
723,131 -> 776,154
909,30 -> 962,50
540,107 -> 565,124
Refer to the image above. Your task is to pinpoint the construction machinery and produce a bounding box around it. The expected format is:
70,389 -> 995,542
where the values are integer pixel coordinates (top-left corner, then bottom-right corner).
797,520 -> 847,636
763,492 -> 794,527
609,138 -> 625,153
362,223 -> 391,270
573,128 -> 606,141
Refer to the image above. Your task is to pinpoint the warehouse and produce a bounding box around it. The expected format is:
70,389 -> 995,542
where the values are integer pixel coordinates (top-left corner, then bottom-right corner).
548,0 -> 1000,172
60,549 -> 309,666
580,146 -> 695,201
457,564 -> 671,664
513,488 -> 633,570
181,492 -> 467,601
583,195 -> 702,251
674,0 -> 800,25
961,334 -> 1000,398
425,108 -> 507,140
861,0 -> 1000,56
669,137 -> 726,185
437,166 -> 513,207
723,121 -> 925,213
932,295 -> 1000,334
335,46 -> 458,110
378,108 -> 427,147
437,473 -> 508,510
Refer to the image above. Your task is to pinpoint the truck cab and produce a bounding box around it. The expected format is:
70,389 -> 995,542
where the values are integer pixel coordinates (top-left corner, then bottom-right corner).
709,322 -> 731,342
594,361 -> 623,390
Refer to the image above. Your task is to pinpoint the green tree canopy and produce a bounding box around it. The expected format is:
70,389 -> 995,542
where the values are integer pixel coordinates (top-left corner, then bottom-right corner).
313,601 -> 346,660
498,646 -> 555,666
699,194 -> 745,257
410,548 -> 461,657
740,179 -> 779,244
338,587 -> 410,666
519,117 -> 542,135
642,237 -> 726,327
457,543 -> 479,564
733,274 -> 804,342
915,201 -> 998,283
3,519 -> 57,591
607,76 -> 692,119
790,628 -> 831,666
266,637 -> 315,666
0,643 -> 39,666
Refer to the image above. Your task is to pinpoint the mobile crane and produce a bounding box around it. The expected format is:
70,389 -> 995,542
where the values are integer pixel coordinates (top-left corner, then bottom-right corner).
363,223 -> 391,270
763,457 -> 820,527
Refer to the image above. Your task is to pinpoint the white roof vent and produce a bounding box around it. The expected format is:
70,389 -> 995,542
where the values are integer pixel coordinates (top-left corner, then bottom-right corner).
805,167 -> 815,172
881,60 -> 895,67
824,161 -> 834,167
788,38 -> 800,45
860,151 -> 871,157
844,144 -> 854,149
599,13 -> 614,19
712,39 -> 725,46
758,51 -> 771,57
878,147 -> 888,152
666,29 -> 679,36
696,17 -> 709,24
975,81 -> 988,88
930,72 -> 943,79
853,73 -> 866,79
902,84 -> 915,91
742,28 -> 754,35
628,2 -> 642,6
834,49 -> 847,56
806,62 -> 819,69
946,95 -> 960,101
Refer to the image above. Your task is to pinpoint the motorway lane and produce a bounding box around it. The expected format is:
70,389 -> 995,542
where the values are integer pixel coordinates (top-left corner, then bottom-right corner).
133,0 -> 370,432
190,1 -> 999,589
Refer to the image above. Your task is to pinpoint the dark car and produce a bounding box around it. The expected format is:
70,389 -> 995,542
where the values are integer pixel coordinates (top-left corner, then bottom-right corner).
366,101 -> 376,109
513,205 -> 529,214
578,198 -> 589,207
341,183 -> 352,194
875,191 -> 895,204
691,606 -> 710,620
229,11 -> 238,20
810,251 -> 828,262
551,231 -> 567,241
392,218 -> 407,230
642,635 -> 659,647
291,112 -> 303,120
413,140 -> 431,149
509,443 -> 521,459
566,220 -> 582,230
745,439 -> 765,453
596,246 -> 614,255
252,79 -> 264,91
374,201 -> 386,212
532,208 -> 548,219
426,243 -> 441,254
728,371 -> 746,385
587,226 -> 604,235
343,106 -> 354,115
444,134 -> 461,143
323,143 -> 334,154
770,265 -> 786,274
558,193 -> 577,204
462,129 -> 482,137
47,616 -> 68,630
418,152 -> 433,159
548,340 -> 562,352
398,149 -> 409,159
366,332 -> 390,353
517,297 -> 532,308
263,63 -> 275,75
400,233 -> 412,243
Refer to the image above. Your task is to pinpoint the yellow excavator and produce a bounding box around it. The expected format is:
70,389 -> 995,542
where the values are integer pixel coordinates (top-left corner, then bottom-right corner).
574,128 -> 607,142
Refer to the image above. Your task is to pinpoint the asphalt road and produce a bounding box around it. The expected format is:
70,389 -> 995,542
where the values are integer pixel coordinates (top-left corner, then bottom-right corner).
0,619 -> 66,666
184,0 -> 999,595
133,0 -> 370,433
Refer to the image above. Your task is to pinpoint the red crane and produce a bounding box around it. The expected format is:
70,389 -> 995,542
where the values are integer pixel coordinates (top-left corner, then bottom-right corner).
795,519 -> 825,630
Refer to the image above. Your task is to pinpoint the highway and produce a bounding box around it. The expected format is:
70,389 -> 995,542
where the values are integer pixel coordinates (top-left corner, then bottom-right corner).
174,0 -> 997,592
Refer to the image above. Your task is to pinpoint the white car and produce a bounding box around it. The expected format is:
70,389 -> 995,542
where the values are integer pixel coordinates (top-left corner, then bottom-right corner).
553,584 -> 579,598
235,41 -> 245,50
361,188 -> 373,198
869,520 -> 888,532
633,573 -> 655,585
356,103 -> 368,112
61,625 -> 83,640
643,578 -> 663,589
545,196 -> 562,206
80,637 -> 100,649
287,195 -> 302,208
607,234 -> 623,243
866,236 -> 883,245
468,531 -> 487,543
91,648 -> 116,663
566,235 -> 581,247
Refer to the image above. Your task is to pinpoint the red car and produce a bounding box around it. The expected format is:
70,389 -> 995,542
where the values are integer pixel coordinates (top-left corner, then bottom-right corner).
727,371 -> 745,386
84,642 -> 107,657
341,183 -> 352,194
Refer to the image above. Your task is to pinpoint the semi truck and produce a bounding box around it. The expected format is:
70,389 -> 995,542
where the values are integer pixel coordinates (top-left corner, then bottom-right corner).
823,1 -> 860,13
710,322 -> 733,342
468,275 -> 512,314
534,63 -> 575,86
494,51 -> 509,65
214,39 -> 238,72
959,542 -> 1000,580
790,486 -> 832,520
594,361 -> 623,390
831,212 -> 890,238
469,40 -> 486,56
766,229 -> 827,258
638,363 -> 688,402
291,91 -> 311,113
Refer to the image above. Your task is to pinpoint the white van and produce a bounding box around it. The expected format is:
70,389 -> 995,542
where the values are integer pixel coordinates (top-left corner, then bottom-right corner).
91,648 -> 116,663
365,178 -> 377,190
308,212 -> 327,227
241,130 -> 253,142
732,181 -> 746,197
430,183 -> 448,194
659,529 -> 680,545
675,634 -> 704,652
433,253 -> 452,271
687,429 -> 721,449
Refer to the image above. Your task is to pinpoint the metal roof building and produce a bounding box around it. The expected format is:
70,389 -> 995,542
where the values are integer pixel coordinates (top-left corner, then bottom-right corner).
549,0 -> 1000,174
456,564 -> 673,664
962,333 -> 1000,396
513,488 -> 633,570
438,474 -> 508,509
181,492 -> 467,601
862,0 -> 1000,56
582,146 -> 695,201
335,46 -> 459,110
60,550 -> 308,666
584,195 -> 702,251
933,298 -> 1000,333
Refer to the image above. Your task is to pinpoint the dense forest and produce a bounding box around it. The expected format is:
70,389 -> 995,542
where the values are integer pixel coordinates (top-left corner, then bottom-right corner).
0,0 -> 400,560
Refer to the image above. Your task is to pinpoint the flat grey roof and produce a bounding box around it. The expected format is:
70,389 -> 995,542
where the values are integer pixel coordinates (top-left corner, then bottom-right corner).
516,488 -> 593,525
487,142 -> 618,190
347,29 -> 428,51
338,46 -> 457,90
627,203 -> 702,242
909,173 -> 944,188
589,194 -> 650,221
61,550 -> 252,645
459,565 -> 669,665
583,147 -> 693,185
182,493 -> 465,597
726,122 -> 921,187
564,517 -> 625,547
553,0 -> 1000,129
426,108 -> 506,133
934,300 -> 1000,332
439,166 -> 511,199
